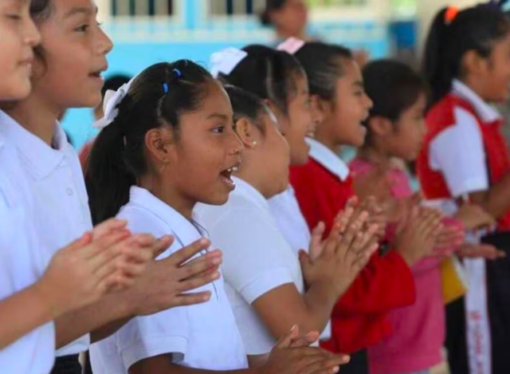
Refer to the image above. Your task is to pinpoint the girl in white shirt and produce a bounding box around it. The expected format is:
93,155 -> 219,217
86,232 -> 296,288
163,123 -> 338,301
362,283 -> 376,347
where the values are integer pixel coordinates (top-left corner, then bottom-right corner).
0,1 -> 152,373
196,84 -> 379,365
1,1 -> 229,373
85,60 -> 350,374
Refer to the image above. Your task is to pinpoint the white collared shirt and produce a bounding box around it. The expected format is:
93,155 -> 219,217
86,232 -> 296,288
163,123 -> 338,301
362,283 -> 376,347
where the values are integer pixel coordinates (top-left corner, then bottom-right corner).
0,131 -> 56,374
90,186 -> 247,373
268,186 -> 311,256
307,138 -> 350,181
428,79 -> 502,198
0,110 -> 91,356
196,177 -> 305,355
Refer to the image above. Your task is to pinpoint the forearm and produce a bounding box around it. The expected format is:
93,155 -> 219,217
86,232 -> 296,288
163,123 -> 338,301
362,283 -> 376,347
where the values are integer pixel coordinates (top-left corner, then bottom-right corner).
470,173 -> 510,219
0,284 -> 53,349
55,292 -> 132,348
301,282 -> 339,334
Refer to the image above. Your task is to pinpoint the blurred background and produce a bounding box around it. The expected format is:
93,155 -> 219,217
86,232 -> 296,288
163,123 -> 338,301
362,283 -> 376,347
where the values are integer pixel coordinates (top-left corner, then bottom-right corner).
64,0 -> 494,149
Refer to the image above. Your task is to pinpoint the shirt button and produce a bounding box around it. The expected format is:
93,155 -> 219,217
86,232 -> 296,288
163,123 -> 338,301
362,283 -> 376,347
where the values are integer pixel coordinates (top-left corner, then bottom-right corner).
66,188 -> 74,196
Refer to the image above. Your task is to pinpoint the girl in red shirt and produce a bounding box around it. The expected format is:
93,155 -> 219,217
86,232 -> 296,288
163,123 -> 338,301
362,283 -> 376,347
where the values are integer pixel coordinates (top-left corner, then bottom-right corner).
418,4 -> 510,374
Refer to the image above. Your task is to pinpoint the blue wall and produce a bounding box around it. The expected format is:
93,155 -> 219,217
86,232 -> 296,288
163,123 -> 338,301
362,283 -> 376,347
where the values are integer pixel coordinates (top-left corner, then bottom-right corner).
63,5 -> 393,149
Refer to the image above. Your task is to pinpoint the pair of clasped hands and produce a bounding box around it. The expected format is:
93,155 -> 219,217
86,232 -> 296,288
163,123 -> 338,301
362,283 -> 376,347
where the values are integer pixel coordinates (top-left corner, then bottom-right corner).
353,163 -> 505,263
33,216 -> 356,374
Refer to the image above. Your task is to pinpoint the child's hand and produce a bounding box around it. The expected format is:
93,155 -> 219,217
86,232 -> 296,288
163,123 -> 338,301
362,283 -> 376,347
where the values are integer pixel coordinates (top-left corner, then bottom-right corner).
119,238 -> 223,316
457,243 -> 506,260
358,196 -> 387,240
352,163 -> 392,203
434,216 -> 465,250
454,204 -> 496,231
34,229 -> 135,319
260,326 -> 350,374
395,207 -> 443,266
300,209 -> 379,297
308,197 -> 358,262
90,218 -> 175,291
386,192 -> 422,225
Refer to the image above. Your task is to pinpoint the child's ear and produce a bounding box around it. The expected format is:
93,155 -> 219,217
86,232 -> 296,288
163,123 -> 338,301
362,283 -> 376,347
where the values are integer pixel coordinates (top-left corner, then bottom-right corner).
145,126 -> 175,164
310,94 -> 326,125
463,50 -> 489,77
235,118 -> 260,149
367,116 -> 393,137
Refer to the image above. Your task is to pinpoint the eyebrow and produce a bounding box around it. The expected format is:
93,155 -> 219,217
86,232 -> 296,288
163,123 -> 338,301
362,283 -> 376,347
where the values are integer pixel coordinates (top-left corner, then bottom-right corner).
207,113 -> 230,121
353,81 -> 364,88
64,6 -> 98,19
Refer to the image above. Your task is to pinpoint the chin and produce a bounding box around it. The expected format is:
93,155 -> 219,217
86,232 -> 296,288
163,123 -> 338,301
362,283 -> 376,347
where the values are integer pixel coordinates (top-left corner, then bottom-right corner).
202,192 -> 231,206
4,79 -> 31,101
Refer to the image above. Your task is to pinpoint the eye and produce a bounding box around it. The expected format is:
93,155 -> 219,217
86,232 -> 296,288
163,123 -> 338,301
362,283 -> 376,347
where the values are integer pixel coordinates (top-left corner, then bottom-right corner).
5,13 -> 21,21
212,125 -> 226,134
75,24 -> 90,32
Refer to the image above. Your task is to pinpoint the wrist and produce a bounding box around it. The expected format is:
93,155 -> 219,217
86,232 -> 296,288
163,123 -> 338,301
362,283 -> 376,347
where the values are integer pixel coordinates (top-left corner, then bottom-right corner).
30,280 -> 62,320
106,290 -> 136,319
397,250 -> 417,267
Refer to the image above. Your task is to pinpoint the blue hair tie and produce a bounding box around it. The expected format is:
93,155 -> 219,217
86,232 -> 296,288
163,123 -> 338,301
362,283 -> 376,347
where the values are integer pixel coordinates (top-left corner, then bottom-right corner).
173,68 -> 182,78
162,83 -> 169,94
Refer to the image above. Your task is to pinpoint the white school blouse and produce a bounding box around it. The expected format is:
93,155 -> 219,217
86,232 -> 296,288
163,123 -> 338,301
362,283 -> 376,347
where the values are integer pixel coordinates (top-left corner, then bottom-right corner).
0,131 -> 55,374
0,110 -> 91,356
195,177 -> 305,355
428,79 -> 501,202
90,186 -> 247,374
268,183 -> 332,341
268,186 -> 311,256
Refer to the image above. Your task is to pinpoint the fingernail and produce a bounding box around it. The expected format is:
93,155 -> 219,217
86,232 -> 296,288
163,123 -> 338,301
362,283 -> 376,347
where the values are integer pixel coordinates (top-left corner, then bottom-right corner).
332,366 -> 340,373
291,324 -> 298,331
212,257 -> 222,265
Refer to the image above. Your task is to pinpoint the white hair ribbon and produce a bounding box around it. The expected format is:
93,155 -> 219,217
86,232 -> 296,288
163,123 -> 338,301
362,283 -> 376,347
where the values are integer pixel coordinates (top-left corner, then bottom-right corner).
210,48 -> 248,78
277,37 -> 306,55
93,75 -> 138,130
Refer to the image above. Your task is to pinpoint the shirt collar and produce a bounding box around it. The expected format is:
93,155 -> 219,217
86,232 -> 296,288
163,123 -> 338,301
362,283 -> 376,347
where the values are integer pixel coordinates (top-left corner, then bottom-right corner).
127,186 -> 205,245
0,110 -> 67,180
306,138 -> 350,181
452,79 -> 501,123
231,176 -> 271,212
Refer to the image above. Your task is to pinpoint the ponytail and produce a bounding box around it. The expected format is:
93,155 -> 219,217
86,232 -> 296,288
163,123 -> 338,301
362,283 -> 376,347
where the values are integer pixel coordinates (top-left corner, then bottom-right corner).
85,110 -> 135,224
423,4 -> 510,105
422,8 -> 452,105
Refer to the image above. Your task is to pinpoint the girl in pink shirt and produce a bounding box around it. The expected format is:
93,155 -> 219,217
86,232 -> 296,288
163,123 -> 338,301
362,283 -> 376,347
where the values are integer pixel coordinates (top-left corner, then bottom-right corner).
350,60 -> 499,374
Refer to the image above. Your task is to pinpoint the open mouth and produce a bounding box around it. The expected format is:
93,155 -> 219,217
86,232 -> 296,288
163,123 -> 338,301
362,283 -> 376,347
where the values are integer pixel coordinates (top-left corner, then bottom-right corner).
220,165 -> 239,187
89,71 -> 103,79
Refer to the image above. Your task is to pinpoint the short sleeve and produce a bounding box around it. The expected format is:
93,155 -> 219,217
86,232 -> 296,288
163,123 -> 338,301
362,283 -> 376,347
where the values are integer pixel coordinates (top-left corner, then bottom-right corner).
114,207 -> 189,369
429,107 -> 488,197
210,208 -> 295,304
115,305 -> 189,369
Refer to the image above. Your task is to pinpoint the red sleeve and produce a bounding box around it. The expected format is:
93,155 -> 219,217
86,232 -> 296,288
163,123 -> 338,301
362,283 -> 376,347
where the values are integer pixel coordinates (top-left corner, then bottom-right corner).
331,250 -> 416,317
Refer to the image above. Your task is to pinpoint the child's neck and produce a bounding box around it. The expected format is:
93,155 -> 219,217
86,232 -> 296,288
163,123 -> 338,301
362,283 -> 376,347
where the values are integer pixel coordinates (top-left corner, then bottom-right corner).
139,175 -> 196,221
5,94 -> 62,147
276,27 -> 307,41
357,145 -> 392,167
235,159 -> 274,199
313,131 -> 342,156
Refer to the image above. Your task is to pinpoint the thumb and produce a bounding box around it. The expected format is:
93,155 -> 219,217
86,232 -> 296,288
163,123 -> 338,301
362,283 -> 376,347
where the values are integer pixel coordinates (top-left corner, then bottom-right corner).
310,222 -> 325,261
274,325 -> 300,350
